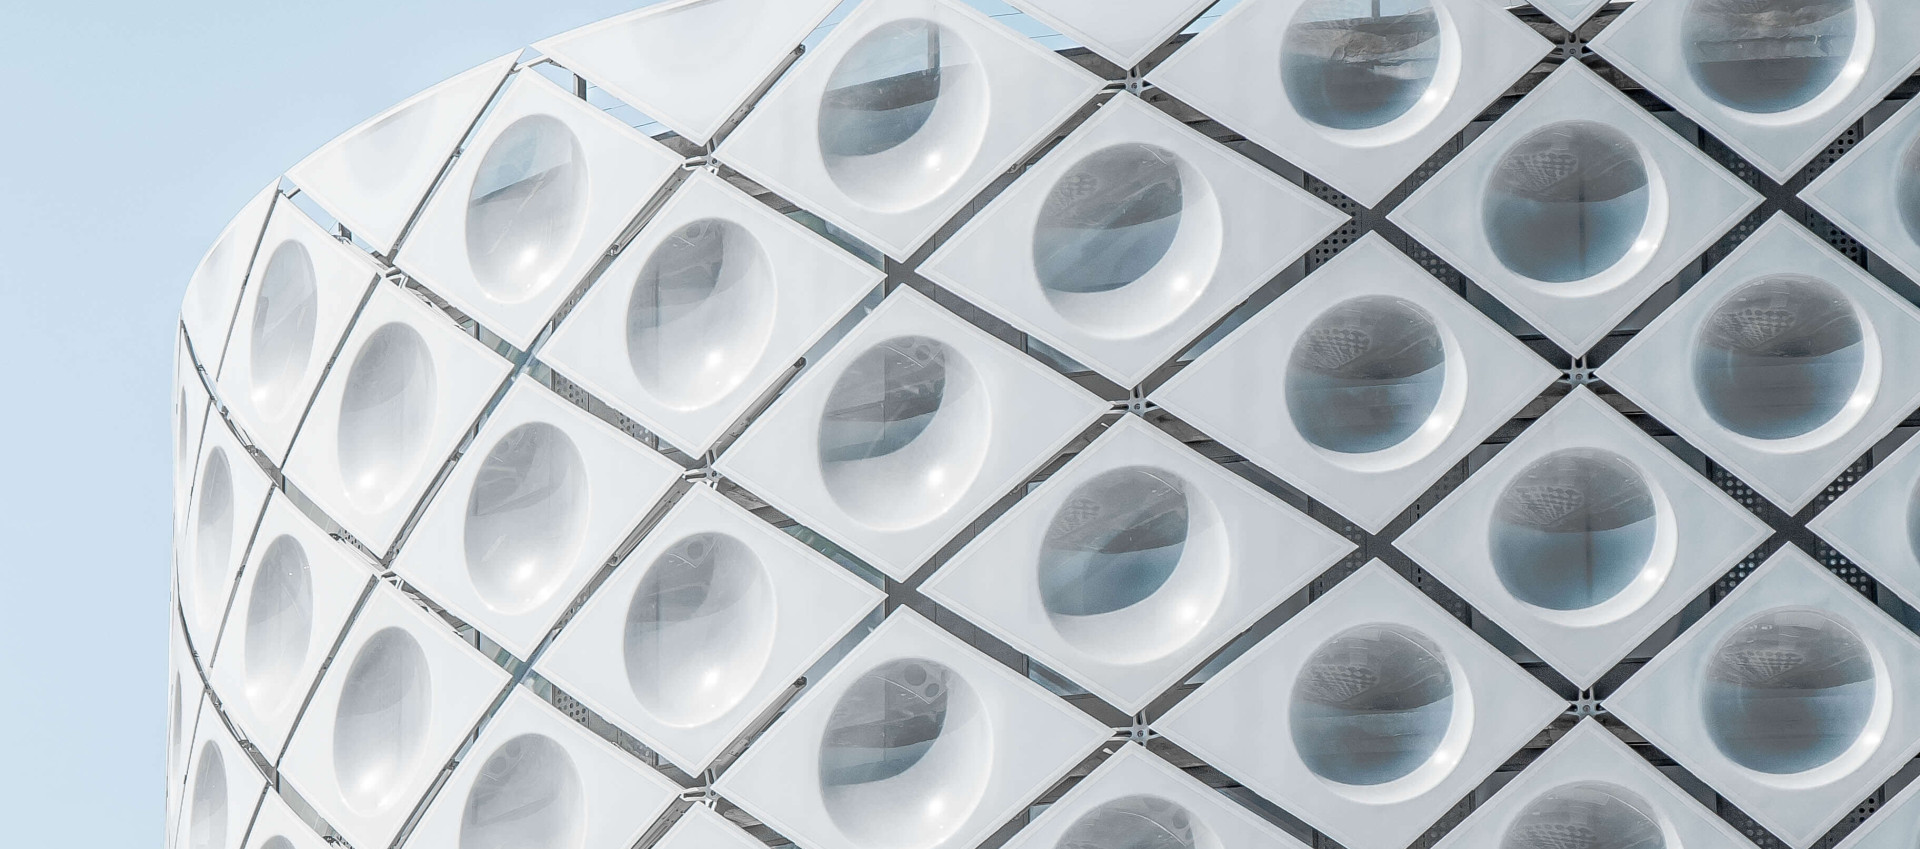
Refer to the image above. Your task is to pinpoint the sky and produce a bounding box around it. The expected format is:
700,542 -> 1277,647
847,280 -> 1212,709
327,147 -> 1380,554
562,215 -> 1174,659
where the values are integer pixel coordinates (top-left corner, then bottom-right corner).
0,2 -> 674,843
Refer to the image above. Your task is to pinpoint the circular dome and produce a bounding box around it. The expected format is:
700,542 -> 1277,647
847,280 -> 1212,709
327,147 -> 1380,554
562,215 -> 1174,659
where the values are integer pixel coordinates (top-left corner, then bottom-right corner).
1692,275 -> 1865,440
1287,296 -> 1447,455
818,19 -> 989,210
1491,449 -> 1659,612
1898,137 -> 1920,246
337,322 -> 438,512
1683,0 -> 1858,114
1038,467 -> 1229,664
622,532 -> 777,727
1056,795 -> 1217,849
260,838 -> 295,849
1906,479 -> 1920,565
188,743 -> 228,849
248,240 -> 319,419
171,676 -> 184,755
1484,121 -> 1652,284
1291,625 -> 1455,786
243,535 -> 314,715
194,449 -> 236,620
177,389 -> 191,467
464,114 -> 589,304
1500,782 -> 1665,849
1282,0 -> 1443,131
1033,144 -> 1221,338
1705,608 -> 1877,774
819,658 -> 992,848
333,627 -> 433,814
818,336 -> 990,529
626,217 -> 777,410
458,734 -> 586,849
462,422 -> 589,615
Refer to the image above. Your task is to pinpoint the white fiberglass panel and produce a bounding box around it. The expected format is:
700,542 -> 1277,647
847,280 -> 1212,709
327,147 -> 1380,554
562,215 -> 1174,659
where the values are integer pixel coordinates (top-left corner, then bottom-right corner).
181,184 -> 278,373
1605,545 -> 1920,849
1803,92 -> 1920,290
1807,430 -> 1920,613
243,788 -> 330,849
183,418 -> 273,652
174,330 -> 213,538
652,805 -> 767,849
1003,0 -> 1217,68
713,609 -> 1111,849
1157,562 -> 1567,849
921,416 -> 1353,713
390,375 -> 682,659
1000,744 -> 1312,849
181,693 -> 267,849
536,485 -> 882,774
1829,769 -> 1920,849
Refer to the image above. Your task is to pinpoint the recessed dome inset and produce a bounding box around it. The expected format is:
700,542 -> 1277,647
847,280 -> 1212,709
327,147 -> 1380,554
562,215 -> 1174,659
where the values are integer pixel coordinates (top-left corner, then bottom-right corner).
817,336 -> 989,529
1034,144 -> 1219,338
1491,449 -> 1658,612
1057,794 -> 1212,849
1682,0 -> 1857,114
1500,782 -> 1665,849
337,323 -> 438,512
1692,275 -> 1865,440
1038,466 -> 1228,664
260,837 -> 294,849
1484,121 -> 1651,284
1282,0 -> 1443,131
188,743 -> 228,849
819,658 -> 991,848
249,240 -> 320,418
1291,625 -> 1455,786
626,218 -> 776,410
462,422 -> 589,615
333,627 -> 433,814
177,389 -> 191,466
1899,137 -> 1920,246
623,532 -> 777,727
244,535 -> 315,714
1704,608 -> 1877,774
1287,296 -> 1447,454
194,448 -> 236,620
818,19 -> 989,210
465,114 -> 589,304
458,734 -> 586,849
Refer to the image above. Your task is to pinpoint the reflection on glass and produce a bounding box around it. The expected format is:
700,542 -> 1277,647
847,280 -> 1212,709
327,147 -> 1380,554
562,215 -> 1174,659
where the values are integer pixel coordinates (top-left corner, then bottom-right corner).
1040,467 -> 1190,619
244,536 -> 314,713
1287,296 -> 1447,454
1035,145 -> 1185,299
1683,0 -> 1856,114
1501,783 -> 1665,849
1484,122 -> 1651,283
623,532 -> 774,726
819,658 -> 987,846
333,627 -> 433,813
1492,450 -> 1658,611
463,422 -> 588,614
1282,0 -> 1442,131
819,336 -> 950,465
250,241 -> 319,417
1693,275 -> 1864,440
459,734 -> 585,849
337,323 -> 438,511
820,20 -> 945,158
465,115 -> 588,303
1704,608 -> 1875,774
1291,626 -> 1455,786
626,218 -> 772,409
1057,795 -> 1204,849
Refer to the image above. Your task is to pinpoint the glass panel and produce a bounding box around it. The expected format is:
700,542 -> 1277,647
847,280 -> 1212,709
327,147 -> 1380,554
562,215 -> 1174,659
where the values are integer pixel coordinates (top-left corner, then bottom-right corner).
464,422 -> 589,614
1282,0 -> 1442,131
1492,449 -> 1657,611
1291,626 -> 1455,786
623,532 -> 775,726
1287,296 -> 1447,454
249,240 -> 319,417
1692,275 -> 1864,440
338,323 -> 439,511
333,627 -> 433,814
1056,795 -> 1206,849
1484,121 -> 1650,284
459,734 -> 585,849
244,535 -> 315,713
1683,0 -> 1856,114
1704,608 -> 1875,774
1501,782 -> 1665,849
465,114 -> 589,303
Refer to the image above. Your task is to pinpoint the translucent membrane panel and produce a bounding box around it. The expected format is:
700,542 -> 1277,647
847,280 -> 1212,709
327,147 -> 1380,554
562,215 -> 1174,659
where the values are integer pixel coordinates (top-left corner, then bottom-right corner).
249,241 -> 320,418
1039,467 -> 1222,663
1484,122 -> 1651,284
194,449 -> 236,617
1491,450 -> 1658,612
462,422 -> 589,615
337,323 -> 439,512
244,535 -> 315,714
1500,782 -> 1665,849
1291,626 -> 1455,786
188,743 -> 228,849
1704,608 -> 1876,774
818,19 -> 986,209
333,627 -> 433,814
1282,0 -> 1442,131
1287,296 -> 1447,454
464,115 -> 589,303
171,678 -> 183,753
819,658 -> 992,848
1034,144 -> 1199,335
1908,478 -> 1920,563
1899,137 -> 1920,245
622,532 -> 776,727
1692,275 -> 1864,440
1057,795 -> 1211,849
458,734 -> 586,849
178,389 -> 191,466
1682,0 -> 1857,114
818,336 -> 987,528
347,100 -> 438,193
626,218 -> 776,410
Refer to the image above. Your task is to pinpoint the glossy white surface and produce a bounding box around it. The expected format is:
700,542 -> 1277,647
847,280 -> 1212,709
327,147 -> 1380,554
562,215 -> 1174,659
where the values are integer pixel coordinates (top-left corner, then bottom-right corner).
181,417 -> 273,653
652,805 -> 768,849
179,694 -> 267,849
1803,92 -> 1920,289
1808,430 -> 1920,613
181,184 -> 278,373
1830,766 -> 1920,849
1003,0 -> 1216,68
1000,744 -> 1312,849
242,786 -> 331,849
